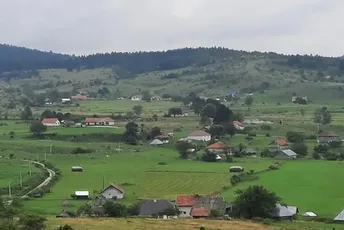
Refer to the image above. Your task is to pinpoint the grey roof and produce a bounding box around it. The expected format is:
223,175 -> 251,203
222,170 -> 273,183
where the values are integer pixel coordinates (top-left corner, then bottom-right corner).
139,200 -> 175,216
150,139 -> 164,145
281,149 -> 297,157
334,209 -> 344,221
192,196 -> 229,215
275,204 -> 298,217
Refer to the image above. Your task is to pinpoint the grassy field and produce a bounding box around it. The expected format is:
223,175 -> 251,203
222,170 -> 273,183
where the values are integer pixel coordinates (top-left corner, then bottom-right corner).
23,148 -> 273,215
46,218 -> 344,230
0,159 -> 41,188
46,218 -> 271,230
222,160 -> 344,217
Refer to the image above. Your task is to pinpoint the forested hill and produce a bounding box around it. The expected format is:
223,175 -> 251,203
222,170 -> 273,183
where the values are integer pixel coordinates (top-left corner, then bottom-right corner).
1,43 -> 344,76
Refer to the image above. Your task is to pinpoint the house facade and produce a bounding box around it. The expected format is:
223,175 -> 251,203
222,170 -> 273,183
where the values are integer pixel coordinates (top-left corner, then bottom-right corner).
42,118 -> 61,127
274,149 -> 297,159
131,95 -> 143,101
72,94 -> 88,100
187,130 -> 211,141
205,141 -> 230,154
317,131 -> 341,144
100,184 -> 124,200
84,117 -> 115,126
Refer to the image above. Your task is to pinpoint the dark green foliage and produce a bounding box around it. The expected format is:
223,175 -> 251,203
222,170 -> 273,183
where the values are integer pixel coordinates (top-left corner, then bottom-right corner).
200,103 -> 217,118
292,97 -> 307,105
291,143 -> 308,157
230,172 -> 257,186
329,141 -> 342,148
314,144 -> 329,153
168,108 -> 182,117
245,96 -> 253,106
314,107 -> 332,125
176,141 -> 193,159
132,105 -> 143,116
18,214 -> 46,230
213,104 -> 234,125
312,152 -> 321,160
29,121 -> 47,135
286,131 -> 305,143
20,106 -> 33,120
71,147 -> 92,154
149,127 -> 162,139
57,225 -> 74,230
122,121 -> 139,145
232,185 -> 280,219
209,125 -> 225,138
103,201 -> 127,217
260,125 -> 272,130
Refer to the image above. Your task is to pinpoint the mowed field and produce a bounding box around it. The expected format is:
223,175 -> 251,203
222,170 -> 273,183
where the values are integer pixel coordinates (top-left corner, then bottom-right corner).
223,160 -> 344,217
24,149 -> 274,215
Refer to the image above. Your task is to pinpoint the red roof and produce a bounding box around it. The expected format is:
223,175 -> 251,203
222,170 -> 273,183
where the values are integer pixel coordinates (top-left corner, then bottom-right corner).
155,133 -> 170,139
233,121 -> 243,126
72,94 -> 88,100
100,184 -> 124,194
188,130 -> 210,137
274,139 -> 288,146
42,118 -> 58,124
318,131 -> 338,137
176,194 -> 215,207
206,141 -> 227,149
191,208 -> 210,217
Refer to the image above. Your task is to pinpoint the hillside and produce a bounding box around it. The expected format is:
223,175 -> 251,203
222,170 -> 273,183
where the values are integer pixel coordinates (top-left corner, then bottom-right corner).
1,44 -> 344,104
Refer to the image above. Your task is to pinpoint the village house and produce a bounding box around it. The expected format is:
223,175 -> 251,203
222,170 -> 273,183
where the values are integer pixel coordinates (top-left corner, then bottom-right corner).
205,141 -> 230,154
131,95 -> 143,101
42,118 -> 61,127
233,121 -> 244,130
317,131 -> 342,144
139,199 -> 175,217
155,133 -> 171,143
187,130 -> 211,142
274,149 -> 297,160
72,94 -> 88,100
175,194 -> 229,218
274,204 -> 298,220
100,184 -> 124,200
150,95 -> 162,101
84,117 -> 115,126
269,139 -> 288,150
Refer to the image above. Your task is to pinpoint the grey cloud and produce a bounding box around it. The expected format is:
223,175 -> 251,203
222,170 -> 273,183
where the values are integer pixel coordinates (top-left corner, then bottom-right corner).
0,0 -> 343,56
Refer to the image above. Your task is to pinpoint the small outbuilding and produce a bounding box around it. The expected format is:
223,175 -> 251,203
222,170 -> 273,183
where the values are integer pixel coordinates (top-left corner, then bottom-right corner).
274,204 -> 298,220
303,211 -> 317,217
150,139 -> 164,146
71,166 -> 83,172
275,149 -> 297,160
73,191 -> 90,199
334,209 -> 344,221
139,199 -> 175,216
229,166 -> 244,173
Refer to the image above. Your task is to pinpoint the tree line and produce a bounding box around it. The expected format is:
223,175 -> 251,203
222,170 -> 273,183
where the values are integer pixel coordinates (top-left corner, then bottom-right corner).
1,44 -> 344,78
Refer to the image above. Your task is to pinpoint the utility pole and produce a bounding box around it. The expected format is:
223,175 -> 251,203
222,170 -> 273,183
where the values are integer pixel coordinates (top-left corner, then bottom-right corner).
45,149 -> 47,161
50,143 -> 52,155
8,181 -> 11,198
29,161 -> 32,176
102,176 -> 105,190
20,172 -> 23,189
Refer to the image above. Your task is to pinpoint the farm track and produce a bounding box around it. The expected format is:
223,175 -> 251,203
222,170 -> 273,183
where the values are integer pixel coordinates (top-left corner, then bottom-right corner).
21,160 -> 56,197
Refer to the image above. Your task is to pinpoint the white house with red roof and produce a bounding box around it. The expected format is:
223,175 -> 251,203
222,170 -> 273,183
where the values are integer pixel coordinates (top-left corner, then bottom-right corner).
100,184 -> 124,200
206,141 -> 230,154
233,121 -> 244,130
187,130 -> 211,141
41,118 -> 61,127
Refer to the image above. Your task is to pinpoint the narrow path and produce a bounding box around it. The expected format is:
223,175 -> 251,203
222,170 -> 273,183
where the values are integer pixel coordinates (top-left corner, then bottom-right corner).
21,160 -> 56,198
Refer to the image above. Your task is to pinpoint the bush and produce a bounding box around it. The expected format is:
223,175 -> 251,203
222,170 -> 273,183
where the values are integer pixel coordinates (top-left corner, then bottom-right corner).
286,131 -> 305,143
173,127 -> 182,132
265,133 -> 270,137
57,225 -> 74,230
157,162 -> 167,165
71,147 -> 92,154
291,142 -> 308,157
247,132 -> 257,137
312,152 -> 321,160
268,165 -> 279,170
260,125 -> 272,130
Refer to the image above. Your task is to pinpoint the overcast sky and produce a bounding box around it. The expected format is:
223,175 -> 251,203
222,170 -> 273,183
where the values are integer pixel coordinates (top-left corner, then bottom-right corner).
0,0 -> 343,56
